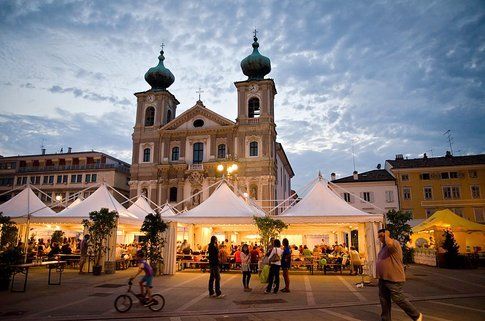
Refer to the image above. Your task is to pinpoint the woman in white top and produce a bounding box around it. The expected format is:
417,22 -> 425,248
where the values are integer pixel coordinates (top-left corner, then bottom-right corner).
240,244 -> 252,292
265,239 -> 283,294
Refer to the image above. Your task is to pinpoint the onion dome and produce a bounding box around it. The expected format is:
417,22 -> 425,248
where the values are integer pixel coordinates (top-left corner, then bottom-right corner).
144,49 -> 175,91
240,35 -> 271,80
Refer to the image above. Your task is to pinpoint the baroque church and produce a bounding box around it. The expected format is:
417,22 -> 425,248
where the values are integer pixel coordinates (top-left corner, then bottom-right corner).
129,34 -> 294,213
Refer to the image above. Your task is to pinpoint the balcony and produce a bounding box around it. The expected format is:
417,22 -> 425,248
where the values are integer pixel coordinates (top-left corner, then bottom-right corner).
188,164 -> 204,171
17,163 -> 130,174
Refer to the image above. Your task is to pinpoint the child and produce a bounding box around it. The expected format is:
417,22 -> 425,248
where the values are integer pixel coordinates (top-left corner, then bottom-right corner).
131,250 -> 154,306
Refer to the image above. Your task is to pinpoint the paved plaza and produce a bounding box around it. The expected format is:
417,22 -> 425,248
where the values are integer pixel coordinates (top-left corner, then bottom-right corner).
0,265 -> 484,321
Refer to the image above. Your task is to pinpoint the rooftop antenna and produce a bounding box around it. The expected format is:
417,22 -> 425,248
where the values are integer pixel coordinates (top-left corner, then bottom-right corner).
443,130 -> 454,155
40,138 -> 45,154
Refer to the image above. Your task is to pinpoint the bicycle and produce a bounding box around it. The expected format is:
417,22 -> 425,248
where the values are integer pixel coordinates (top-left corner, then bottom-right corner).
114,279 -> 165,313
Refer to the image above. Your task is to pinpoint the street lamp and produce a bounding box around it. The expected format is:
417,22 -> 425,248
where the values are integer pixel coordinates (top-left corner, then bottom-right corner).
217,163 -> 238,177
55,195 -> 63,202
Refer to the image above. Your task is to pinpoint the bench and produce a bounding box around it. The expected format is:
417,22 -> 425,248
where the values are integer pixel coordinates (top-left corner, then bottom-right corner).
10,261 -> 67,292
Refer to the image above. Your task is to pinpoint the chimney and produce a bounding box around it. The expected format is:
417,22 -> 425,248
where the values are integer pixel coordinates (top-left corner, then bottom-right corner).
41,148 -> 46,155
445,151 -> 452,158
423,153 -> 428,159
353,170 -> 358,180
377,163 -> 381,169
68,147 -> 72,153
395,154 -> 404,160
331,173 -> 336,181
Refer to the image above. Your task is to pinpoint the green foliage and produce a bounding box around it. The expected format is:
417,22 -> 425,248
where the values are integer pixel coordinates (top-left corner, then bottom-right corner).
442,229 -> 460,268
140,213 -> 168,268
51,230 -> 65,244
82,208 -> 118,267
0,246 -> 23,280
0,213 -> 18,251
386,209 -> 414,264
253,216 -> 288,250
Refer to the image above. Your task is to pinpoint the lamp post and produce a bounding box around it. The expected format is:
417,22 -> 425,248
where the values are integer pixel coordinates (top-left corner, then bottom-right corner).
217,163 -> 238,179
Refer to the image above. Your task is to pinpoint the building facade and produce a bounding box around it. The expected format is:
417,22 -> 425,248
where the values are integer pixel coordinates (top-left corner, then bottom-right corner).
386,152 -> 485,222
0,150 -> 130,208
130,35 -> 294,211
330,169 -> 399,215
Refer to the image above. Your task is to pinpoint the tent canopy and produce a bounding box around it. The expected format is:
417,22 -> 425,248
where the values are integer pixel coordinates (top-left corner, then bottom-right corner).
127,196 -> 155,220
170,182 -> 265,224
279,177 -> 383,223
413,209 -> 485,233
32,184 -> 140,224
66,197 -> 83,209
0,186 -> 55,218
159,203 -> 177,217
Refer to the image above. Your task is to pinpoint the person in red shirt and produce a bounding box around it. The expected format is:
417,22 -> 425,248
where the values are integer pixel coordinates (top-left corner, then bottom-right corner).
250,245 -> 260,273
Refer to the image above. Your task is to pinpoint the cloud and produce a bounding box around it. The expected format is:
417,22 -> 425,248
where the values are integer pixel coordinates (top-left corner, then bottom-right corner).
47,85 -> 131,106
0,0 -> 484,192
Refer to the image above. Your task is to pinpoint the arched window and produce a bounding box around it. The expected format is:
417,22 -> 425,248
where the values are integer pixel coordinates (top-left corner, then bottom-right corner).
248,97 -> 260,118
249,141 -> 258,157
193,142 -> 204,164
143,148 -> 151,162
171,147 -> 180,161
169,187 -> 177,202
217,144 -> 226,159
250,185 -> 258,200
166,109 -> 172,123
145,107 -> 155,126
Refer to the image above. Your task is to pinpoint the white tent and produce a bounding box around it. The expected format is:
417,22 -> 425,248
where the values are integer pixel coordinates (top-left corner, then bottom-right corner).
170,182 -> 265,224
280,178 -> 382,223
278,177 -> 383,277
32,184 -> 139,224
0,186 -> 55,218
127,196 -> 155,220
159,203 -> 177,217
66,197 -> 83,209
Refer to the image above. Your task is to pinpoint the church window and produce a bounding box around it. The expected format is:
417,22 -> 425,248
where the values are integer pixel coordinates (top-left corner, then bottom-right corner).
248,97 -> 260,118
193,119 -> 204,127
169,187 -> 177,202
166,109 -> 172,123
145,107 -> 155,126
217,144 -> 226,158
143,148 -> 151,162
249,141 -> 258,157
171,147 -> 180,161
193,142 -> 204,164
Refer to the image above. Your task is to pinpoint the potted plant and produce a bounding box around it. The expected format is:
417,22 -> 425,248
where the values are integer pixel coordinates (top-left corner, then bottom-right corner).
82,208 -> 118,275
0,213 -> 21,290
140,213 -> 168,276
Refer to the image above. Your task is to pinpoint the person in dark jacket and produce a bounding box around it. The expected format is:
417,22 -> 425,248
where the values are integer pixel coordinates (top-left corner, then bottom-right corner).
208,236 -> 224,298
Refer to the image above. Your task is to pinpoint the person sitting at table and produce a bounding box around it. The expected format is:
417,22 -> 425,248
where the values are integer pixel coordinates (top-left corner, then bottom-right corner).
313,245 -> 321,256
48,242 -> 61,259
181,240 -> 192,255
37,239 -> 46,257
302,245 -> 312,258
61,242 -> 72,254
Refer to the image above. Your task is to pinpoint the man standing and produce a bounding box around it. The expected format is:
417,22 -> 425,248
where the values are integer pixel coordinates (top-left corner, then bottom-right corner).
377,229 -> 422,321
208,236 -> 224,298
79,234 -> 90,274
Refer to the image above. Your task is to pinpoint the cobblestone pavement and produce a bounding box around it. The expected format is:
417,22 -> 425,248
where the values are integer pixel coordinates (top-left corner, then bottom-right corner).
0,264 -> 484,320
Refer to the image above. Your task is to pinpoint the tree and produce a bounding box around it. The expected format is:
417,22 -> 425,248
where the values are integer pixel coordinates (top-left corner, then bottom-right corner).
82,208 -> 118,269
386,209 -> 414,264
51,230 -> 65,245
140,213 -> 168,275
0,213 -> 18,251
442,229 -> 460,268
253,216 -> 288,250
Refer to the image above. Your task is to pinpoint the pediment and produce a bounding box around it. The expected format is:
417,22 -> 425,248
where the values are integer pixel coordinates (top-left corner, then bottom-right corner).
161,101 -> 235,131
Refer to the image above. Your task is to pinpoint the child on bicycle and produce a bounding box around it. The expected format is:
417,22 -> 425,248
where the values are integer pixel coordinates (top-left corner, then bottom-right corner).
130,250 -> 154,306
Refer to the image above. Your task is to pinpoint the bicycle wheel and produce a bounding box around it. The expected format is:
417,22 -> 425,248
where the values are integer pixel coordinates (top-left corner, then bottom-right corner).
114,294 -> 132,313
148,294 -> 165,311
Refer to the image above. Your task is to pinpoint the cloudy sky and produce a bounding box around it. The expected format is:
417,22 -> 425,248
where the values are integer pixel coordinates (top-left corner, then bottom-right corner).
0,0 -> 484,192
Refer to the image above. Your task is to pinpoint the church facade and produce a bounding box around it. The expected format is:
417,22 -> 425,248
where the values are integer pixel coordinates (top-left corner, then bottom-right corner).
129,35 -> 294,213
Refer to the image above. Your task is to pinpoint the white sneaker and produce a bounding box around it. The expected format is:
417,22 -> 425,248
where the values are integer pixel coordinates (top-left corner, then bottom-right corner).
215,294 -> 225,299
416,313 -> 423,321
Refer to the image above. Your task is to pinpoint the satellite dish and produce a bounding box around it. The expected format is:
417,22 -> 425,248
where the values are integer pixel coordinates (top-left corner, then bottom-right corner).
377,164 -> 381,169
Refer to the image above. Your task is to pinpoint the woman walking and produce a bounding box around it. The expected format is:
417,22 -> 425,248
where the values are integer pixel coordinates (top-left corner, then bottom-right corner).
281,238 -> 291,292
240,244 -> 252,291
265,239 -> 283,294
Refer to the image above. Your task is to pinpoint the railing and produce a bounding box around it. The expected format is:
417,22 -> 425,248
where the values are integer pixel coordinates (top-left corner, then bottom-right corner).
247,118 -> 260,124
18,163 -> 130,173
188,164 -> 204,171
